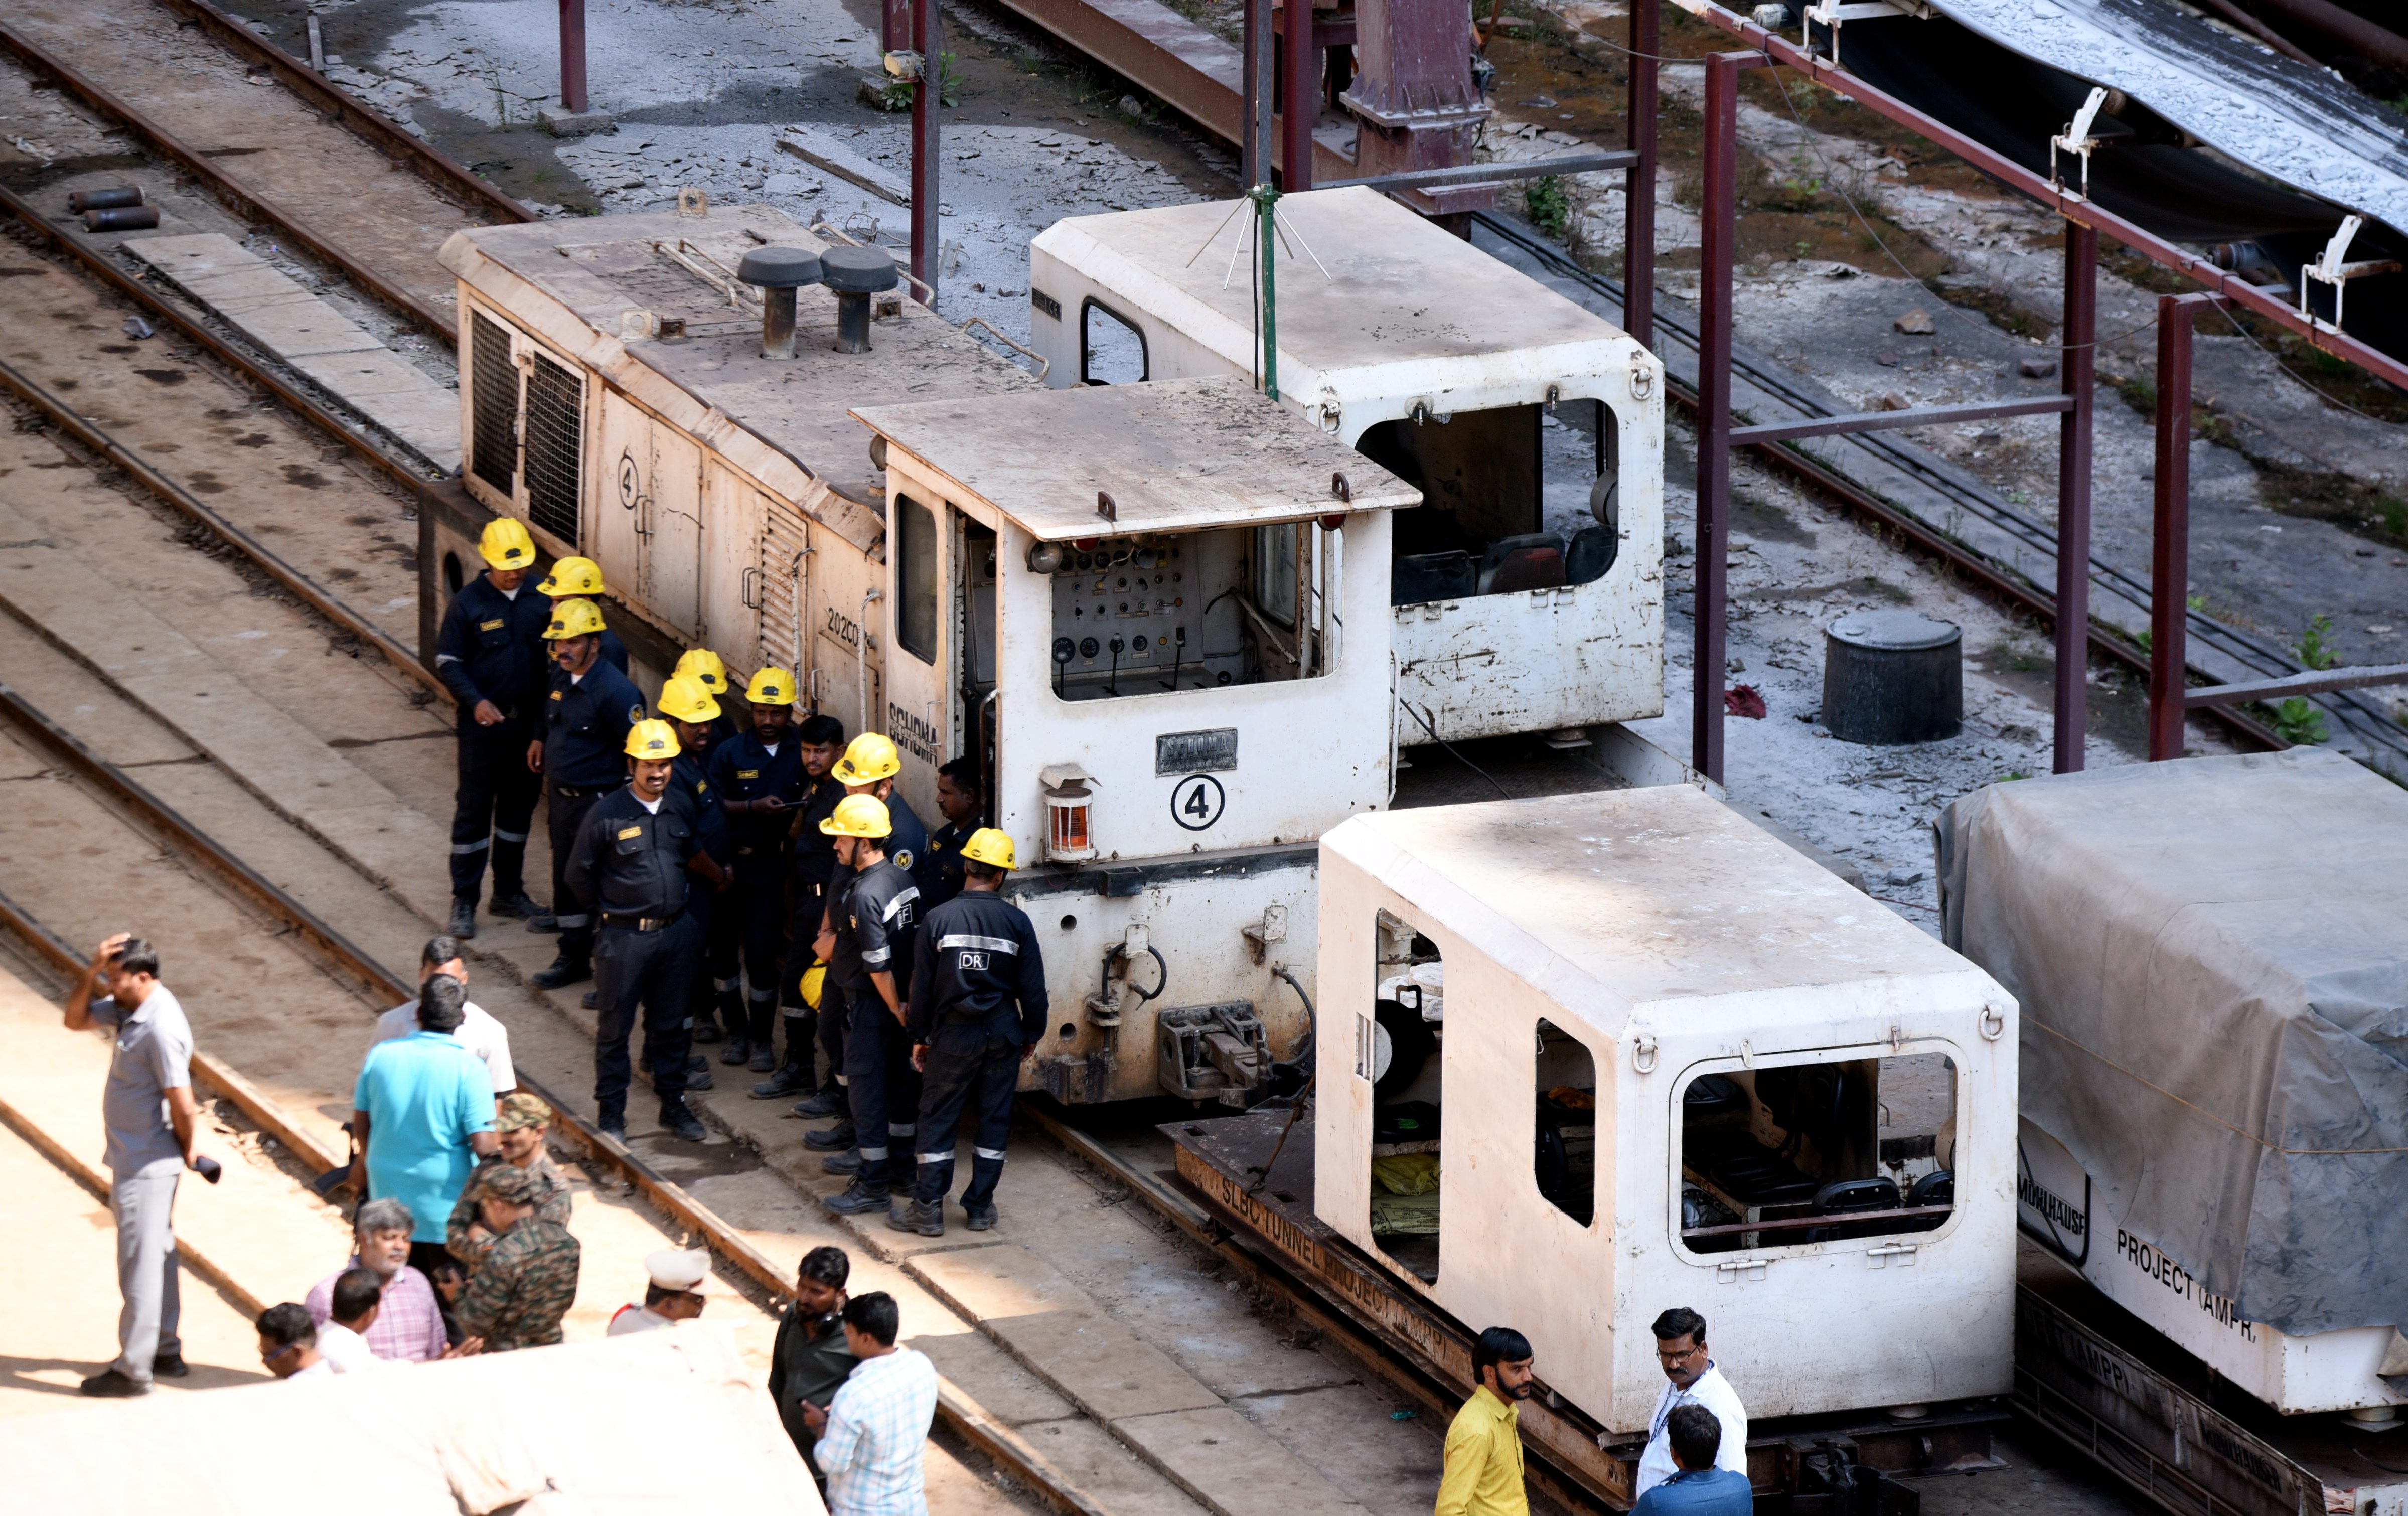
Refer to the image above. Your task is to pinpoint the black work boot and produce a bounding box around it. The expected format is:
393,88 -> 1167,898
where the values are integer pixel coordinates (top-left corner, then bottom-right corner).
789,1086 -> 846,1119
691,1019 -> 725,1045
720,1035 -> 752,1066
821,1149 -> 862,1175
490,889 -> 546,921
822,1179 -> 889,1215
749,1060 -> 812,1098
446,896 -> 478,939
597,1106 -> 628,1139
887,1198 -> 944,1237
660,1102 -> 708,1142
805,1122 -> 857,1152
532,955 -> 590,990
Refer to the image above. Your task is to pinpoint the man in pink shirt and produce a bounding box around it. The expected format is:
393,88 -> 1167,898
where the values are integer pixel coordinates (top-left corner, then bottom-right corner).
306,1198 -> 448,1362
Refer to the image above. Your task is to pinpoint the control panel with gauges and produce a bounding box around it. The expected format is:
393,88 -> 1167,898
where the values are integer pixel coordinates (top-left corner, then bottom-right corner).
1036,530 -> 1256,700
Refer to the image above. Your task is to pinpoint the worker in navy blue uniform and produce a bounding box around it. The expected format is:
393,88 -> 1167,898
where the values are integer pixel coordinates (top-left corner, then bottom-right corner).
707,667 -> 805,1072
771,729 -> 923,1127
658,673 -> 732,1089
672,649 -> 741,746
435,518 -> 552,941
564,720 -> 723,1141
530,599 -> 644,991
759,713 -> 847,1105
889,828 -> 1046,1238
922,756 -> 985,914
536,556 -> 630,674
815,796 -> 923,1219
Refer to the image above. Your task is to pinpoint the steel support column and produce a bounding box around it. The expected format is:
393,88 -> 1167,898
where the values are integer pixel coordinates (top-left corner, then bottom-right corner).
558,0 -> 589,115
886,0 -> 912,51
911,0 -> 940,297
2149,294 -> 2220,760
2053,222 -> 2097,773
1244,0 -> 1275,187
1694,50 -> 1768,785
1624,0 -> 1658,351
1282,0 -> 1315,189
1341,0 -> 1492,215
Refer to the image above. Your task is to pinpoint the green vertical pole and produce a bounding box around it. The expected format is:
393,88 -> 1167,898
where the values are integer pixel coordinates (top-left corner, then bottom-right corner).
1255,185 -> 1279,401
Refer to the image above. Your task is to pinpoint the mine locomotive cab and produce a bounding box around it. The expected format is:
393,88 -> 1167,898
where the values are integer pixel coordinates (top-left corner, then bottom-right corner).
1314,787 -> 2018,1434
1027,188 -> 1667,742
853,376 -> 1420,1107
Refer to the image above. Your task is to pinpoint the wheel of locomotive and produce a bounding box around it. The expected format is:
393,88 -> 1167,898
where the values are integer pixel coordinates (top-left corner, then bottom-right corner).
1372,996 -> 1437,1102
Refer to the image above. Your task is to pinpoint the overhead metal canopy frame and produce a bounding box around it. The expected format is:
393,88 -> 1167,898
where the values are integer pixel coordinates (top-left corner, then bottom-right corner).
1670,0 -> 2408,390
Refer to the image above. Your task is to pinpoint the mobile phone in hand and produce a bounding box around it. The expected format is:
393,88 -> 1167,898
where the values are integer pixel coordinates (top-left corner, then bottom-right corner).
191,1155 -> 222,1184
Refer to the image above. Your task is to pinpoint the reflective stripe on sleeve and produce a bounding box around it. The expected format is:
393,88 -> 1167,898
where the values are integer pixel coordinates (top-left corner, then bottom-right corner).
881,887 -> 920,922
861,947 -> 891,966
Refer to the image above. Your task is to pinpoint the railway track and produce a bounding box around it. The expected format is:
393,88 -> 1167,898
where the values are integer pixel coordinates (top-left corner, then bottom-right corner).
0,0 -> 527,343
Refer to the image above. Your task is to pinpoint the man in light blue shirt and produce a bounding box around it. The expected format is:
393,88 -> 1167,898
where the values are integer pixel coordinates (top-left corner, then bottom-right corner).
1632,1406 -> 1753,1516
349,975 -> 497,1275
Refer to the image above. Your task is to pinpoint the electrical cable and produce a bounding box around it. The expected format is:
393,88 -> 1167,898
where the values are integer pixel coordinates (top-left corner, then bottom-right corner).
1401,700 -> 1514,800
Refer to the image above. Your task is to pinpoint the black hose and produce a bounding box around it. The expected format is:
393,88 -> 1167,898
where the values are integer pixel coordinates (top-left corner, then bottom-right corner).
1265,963 -> 1317,1101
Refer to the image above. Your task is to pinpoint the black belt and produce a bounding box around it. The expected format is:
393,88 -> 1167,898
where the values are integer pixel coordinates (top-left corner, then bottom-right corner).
550,781 -> 620,800
601,909 -> 684,932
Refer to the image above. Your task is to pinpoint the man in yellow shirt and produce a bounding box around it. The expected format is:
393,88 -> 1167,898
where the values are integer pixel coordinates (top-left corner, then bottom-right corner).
1436,1327 -> 1535,1516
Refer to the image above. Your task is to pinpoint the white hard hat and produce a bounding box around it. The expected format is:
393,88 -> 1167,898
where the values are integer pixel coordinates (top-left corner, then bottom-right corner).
646,1248 -> 712,1294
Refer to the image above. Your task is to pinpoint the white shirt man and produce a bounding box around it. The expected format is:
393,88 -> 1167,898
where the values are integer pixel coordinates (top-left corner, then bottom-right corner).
370,996 -> 514,1098
1635,1311 -> 1748,1498
316,1320 -> 381,1374
610,1248 -> 711,1336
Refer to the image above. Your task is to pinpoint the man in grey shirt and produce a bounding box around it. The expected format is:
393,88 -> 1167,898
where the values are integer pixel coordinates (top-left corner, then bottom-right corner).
64,933 -> 204,1398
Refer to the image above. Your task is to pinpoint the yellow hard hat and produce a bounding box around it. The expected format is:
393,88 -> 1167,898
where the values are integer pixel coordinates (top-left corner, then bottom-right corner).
626,718 -> 682,760
537,556 -> 607,597
479,517 -> 536,570
819,793 -> 892,839
743,666 -> 797,706
543,598 -> 607,640
959,827 -> 1017,870
674,648 -> 729,693
798,961 -> 826,1011
657,674 -> 721,725
833,732 -> 902,785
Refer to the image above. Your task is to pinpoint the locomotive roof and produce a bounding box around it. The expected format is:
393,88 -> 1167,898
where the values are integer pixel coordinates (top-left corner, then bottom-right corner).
852,376 -> 1421,539
1032,187 -> 1638,386
1325,784 -> 1989,1031
440,206 -> 1035,541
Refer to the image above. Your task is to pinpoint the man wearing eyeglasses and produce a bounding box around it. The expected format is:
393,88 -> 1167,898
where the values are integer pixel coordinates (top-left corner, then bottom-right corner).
1635,1307 -> 1748,1499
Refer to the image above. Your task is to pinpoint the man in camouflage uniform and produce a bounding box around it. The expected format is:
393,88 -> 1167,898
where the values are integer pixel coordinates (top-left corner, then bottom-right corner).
447,1092 -> 572,1274
455,1162 -> 579,1352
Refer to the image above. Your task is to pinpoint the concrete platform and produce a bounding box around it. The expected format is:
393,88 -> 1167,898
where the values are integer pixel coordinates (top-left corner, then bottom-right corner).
122,233 -> 460,473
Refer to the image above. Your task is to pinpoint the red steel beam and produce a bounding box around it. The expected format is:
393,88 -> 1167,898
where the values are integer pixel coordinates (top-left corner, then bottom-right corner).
2148,293 -> 2221,760
1668,2 -> 2408,393
2055,223 -> 2097,774
988,0 -> 1356,181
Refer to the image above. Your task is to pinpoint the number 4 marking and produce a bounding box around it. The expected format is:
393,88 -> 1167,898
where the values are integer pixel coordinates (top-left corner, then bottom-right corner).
1171,774 -> 1226,831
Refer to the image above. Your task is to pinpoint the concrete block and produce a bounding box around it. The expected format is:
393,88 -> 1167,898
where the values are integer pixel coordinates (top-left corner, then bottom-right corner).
541,106 -> 617,136
226,301 -> 383,358
910,1330 -> 1078,1427
907,1245 -> 1221,1423
1112,1406 -> 1373,1516
1009,1417 -> 1217,1516
289,347 -> 444,399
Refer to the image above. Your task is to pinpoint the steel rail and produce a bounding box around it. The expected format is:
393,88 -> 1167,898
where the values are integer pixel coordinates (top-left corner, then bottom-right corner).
1666,1 -> 2408,393
1024,1106 -> 1624,1514
144,0 -> 532,229
1465,213 -> 2298,752
0,352 -> 447,705
0,22 -> 460,342
0,183 -> 440,496
0,679 -> 1101,1516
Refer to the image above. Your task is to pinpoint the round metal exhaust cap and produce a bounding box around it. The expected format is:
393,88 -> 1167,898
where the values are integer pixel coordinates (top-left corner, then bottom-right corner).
821,245 -> 900,293
737,246 -> 822,288
1821,610 -> 1962,745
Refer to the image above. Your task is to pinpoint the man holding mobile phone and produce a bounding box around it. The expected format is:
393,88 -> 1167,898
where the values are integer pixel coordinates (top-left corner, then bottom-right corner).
63,933 -> 207,1398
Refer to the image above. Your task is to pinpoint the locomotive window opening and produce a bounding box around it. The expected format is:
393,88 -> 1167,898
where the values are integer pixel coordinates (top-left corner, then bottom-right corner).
1373,399 -> 1620,607
1678,1052 -> 1957,1256
1368,909 -> 1443,1283
1041,525 -> 1334,703
522,352 -> 584,548
1080,298 -> 1147,385
1535,1019 -> 1596,1227
441,550 -> 466,599
896,493 -> 938,665
468,312 -> 520,499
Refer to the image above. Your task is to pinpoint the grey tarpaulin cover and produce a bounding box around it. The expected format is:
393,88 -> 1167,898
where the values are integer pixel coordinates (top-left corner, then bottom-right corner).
1936,749 -> 2408,1337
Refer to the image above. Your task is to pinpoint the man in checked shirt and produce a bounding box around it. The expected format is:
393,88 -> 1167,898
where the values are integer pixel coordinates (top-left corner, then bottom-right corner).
803,1292 -> 938,1516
